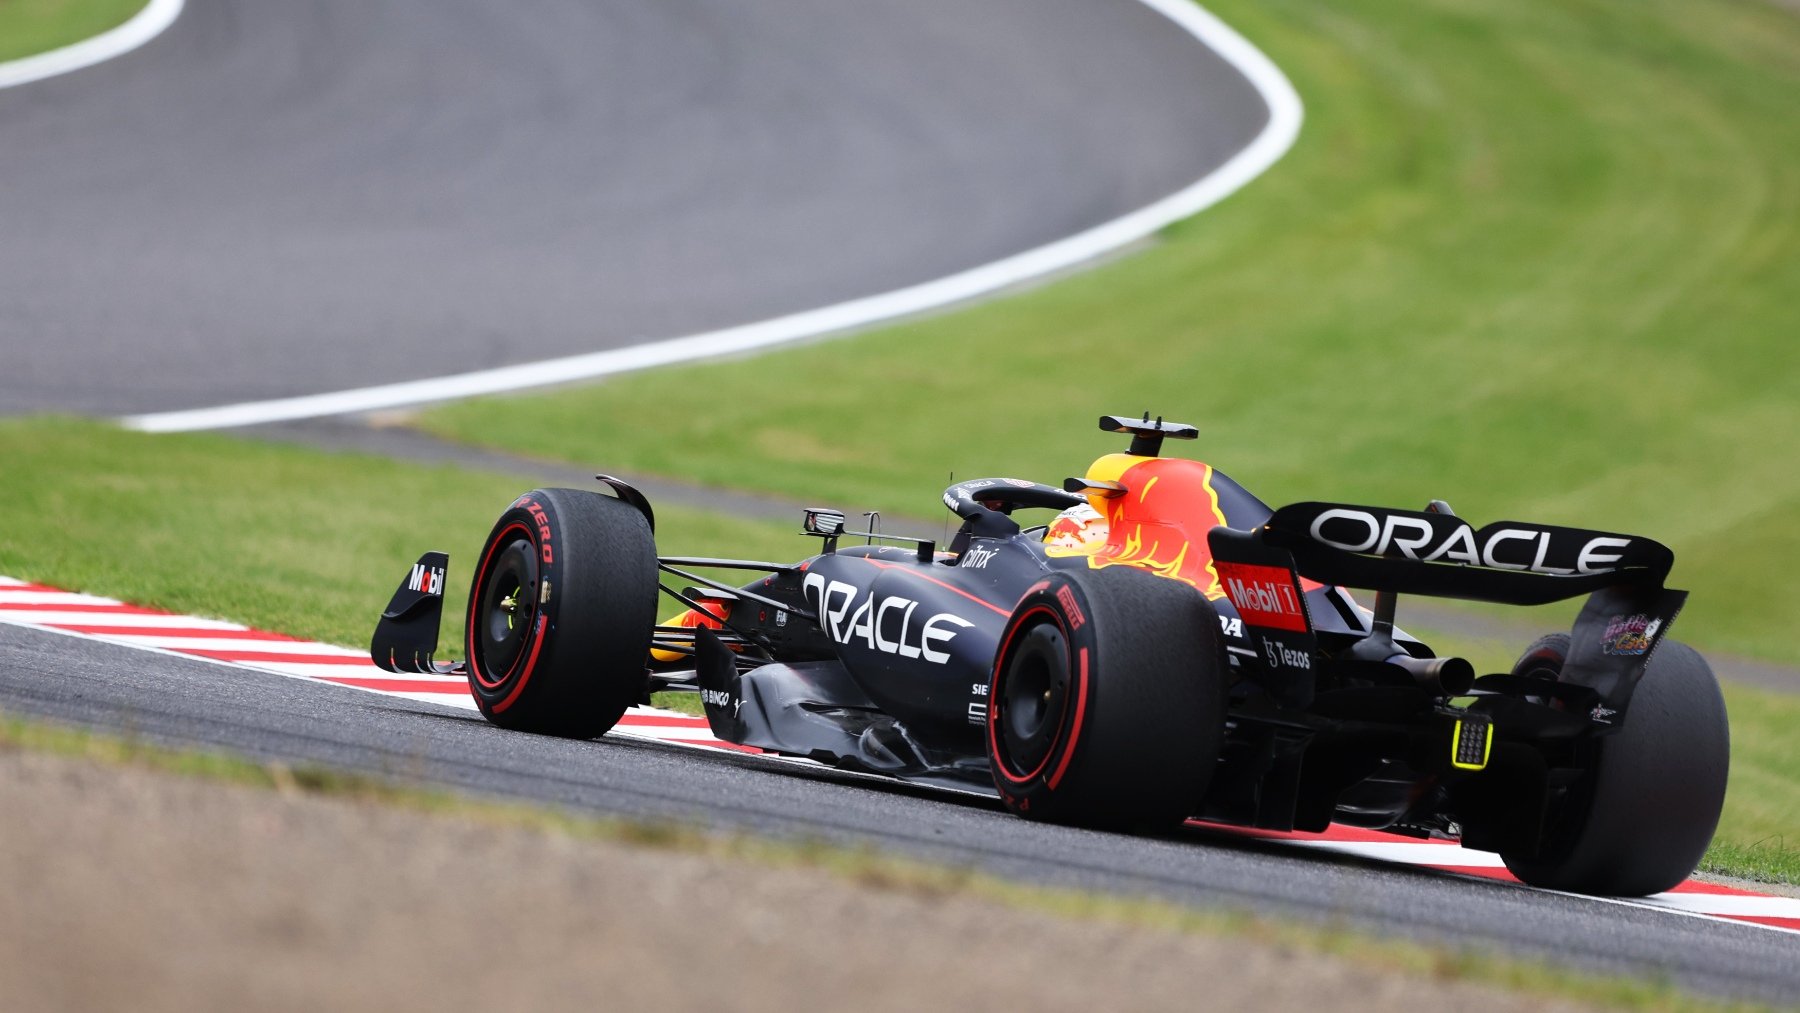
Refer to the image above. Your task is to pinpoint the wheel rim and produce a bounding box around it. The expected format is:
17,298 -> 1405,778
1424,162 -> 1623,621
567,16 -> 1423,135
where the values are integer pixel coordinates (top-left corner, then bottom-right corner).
476,536 -> 538,681
1000,620 -> 1071,778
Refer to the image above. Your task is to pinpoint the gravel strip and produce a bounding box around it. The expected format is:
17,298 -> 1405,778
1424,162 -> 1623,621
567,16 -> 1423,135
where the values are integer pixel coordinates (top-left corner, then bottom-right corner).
1,749 -> 1595,1012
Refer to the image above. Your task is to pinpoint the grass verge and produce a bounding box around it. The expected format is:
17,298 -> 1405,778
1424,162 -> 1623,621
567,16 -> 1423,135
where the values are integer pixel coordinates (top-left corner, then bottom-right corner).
0,0 -> 149,63
415,0 -> 1800,671
0,416 -> 806,653
0,414 -> 1794,884
0,709 -> 1762,1012
1703,683 -> 1800,884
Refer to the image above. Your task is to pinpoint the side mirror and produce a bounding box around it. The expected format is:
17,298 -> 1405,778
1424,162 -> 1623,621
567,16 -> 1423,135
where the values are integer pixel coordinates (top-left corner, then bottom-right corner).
802,507 -> 846,536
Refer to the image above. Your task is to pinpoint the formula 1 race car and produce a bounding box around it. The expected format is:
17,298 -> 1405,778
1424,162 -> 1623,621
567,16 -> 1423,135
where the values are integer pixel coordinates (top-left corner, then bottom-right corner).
371,414 -> 1729,897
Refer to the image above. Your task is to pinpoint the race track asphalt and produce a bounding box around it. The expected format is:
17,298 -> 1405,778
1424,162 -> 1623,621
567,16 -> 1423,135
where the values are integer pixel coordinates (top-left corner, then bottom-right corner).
0,0 -> 1264,416
2,622 -> 1796,1004
5,2 -> 1795,1000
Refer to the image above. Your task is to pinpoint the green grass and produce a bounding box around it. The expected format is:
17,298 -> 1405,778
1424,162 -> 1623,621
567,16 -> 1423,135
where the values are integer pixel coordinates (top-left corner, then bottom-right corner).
418,0 -> 1800,671
2,415 -> 1797,883
1702,683 -> 1800,883
0,0 -> 149,62
0,707 -> 444,800
0,710 -> 1761,1011
0,417 -> 807,653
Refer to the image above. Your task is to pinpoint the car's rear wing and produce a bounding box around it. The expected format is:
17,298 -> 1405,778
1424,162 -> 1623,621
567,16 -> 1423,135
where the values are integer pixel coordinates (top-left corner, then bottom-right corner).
1245,502 -> 1674,605
1208,502 -> 1686,728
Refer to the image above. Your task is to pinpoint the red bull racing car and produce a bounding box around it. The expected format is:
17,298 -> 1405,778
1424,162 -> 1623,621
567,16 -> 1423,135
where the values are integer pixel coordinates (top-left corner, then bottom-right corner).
372,414 -> 1729,897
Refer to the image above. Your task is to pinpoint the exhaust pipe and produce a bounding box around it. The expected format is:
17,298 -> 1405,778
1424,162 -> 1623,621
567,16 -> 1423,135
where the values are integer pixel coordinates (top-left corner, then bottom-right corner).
1386,654 -> 1475,696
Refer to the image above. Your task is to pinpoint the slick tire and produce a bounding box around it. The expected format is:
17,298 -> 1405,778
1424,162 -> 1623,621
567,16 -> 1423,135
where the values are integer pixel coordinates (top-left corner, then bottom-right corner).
1500,635 -> 1730,896
1511,632 -> 1571,706
465,488 -> 658,739
987,566 -> 1225,831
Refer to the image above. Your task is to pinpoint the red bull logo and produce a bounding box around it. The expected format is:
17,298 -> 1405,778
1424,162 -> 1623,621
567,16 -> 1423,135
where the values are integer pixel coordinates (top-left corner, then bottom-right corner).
1056,453 -> 1232,598
1044,503 -> 1109,554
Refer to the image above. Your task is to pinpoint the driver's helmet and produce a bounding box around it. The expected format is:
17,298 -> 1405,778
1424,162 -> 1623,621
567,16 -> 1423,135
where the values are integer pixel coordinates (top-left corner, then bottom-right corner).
1044,502 -> 1109,556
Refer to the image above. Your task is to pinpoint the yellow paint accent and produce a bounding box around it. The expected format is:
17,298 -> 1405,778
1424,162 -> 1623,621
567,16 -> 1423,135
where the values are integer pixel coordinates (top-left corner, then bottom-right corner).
1450,718 -> 1493,771
1196,463 -> 1228,600
650,605 -> 725,663
1078,452 -> 1140,513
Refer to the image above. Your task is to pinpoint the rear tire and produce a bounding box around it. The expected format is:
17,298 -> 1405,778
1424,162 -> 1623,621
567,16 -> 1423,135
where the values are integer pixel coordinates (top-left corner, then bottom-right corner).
1513,632 -> 1570,682
1512,632 -> 1570,706
465,488 -> 658,738
1500,635 -> 1730,895
987,566 -> 1225,830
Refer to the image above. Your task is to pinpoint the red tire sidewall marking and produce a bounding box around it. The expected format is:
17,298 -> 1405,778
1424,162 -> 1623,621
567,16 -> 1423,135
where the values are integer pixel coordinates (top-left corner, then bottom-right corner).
467,520 -> 539,694
1045,644 -> 1090,791
989,590 -> 1087,788
489,613 -> 548,715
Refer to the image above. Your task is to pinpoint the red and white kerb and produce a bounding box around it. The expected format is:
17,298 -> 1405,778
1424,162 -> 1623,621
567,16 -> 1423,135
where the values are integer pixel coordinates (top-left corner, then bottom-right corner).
2,575 -> 1794,934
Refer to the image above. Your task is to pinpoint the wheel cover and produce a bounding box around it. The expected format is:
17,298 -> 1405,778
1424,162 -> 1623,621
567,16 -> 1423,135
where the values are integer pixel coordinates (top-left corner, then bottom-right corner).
475,536 -> 538,683
999,620 -> 1071,779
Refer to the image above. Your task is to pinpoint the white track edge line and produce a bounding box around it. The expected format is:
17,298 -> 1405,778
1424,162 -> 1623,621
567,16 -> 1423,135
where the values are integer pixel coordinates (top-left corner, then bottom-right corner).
0,611 -> 250,631
74,635 -> 365,655
0,0 -> 184,90
0,619 -> 398,694
119,0 -> 1303,433
1573,889 -> 1800,938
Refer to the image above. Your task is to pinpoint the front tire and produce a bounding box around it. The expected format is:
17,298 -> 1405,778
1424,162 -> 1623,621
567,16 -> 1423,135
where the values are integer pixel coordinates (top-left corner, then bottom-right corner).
465,488 -> 658,738
987,566 -> 1225,830
1500,635 -> 1730,895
